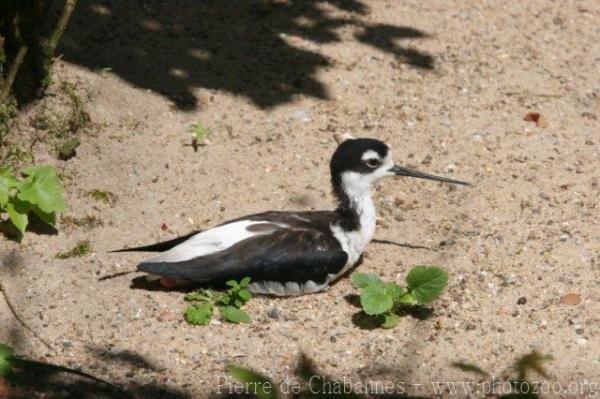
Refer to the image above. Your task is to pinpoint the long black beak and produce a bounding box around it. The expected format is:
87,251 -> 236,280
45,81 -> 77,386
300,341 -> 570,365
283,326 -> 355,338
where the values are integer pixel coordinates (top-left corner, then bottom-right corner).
390,165 -> 470,186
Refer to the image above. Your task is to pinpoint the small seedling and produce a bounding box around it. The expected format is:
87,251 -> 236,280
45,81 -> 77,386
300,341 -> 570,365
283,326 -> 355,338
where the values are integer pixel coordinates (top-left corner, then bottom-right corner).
0,165 -> 67,236
56,137 -> 81,160
56,240 -> 91,259
87,189 -> 116,204
41,73 -> 54,88
184,277 -> 252,325
187,120 -> 211,151
352,266 -> 448,329
61,215 -> 103,230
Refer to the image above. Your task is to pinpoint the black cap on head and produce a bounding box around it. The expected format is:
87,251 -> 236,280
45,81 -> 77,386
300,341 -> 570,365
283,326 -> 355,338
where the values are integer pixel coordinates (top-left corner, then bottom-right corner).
330,138 -> 389,177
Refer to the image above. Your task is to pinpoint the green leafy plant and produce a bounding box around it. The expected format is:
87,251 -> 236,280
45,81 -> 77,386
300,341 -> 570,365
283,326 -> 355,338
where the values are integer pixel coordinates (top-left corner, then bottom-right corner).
352,266 -> 448,329
0,342 -> 130,397
184,277 -> 252,325
188,120 -> 212,151
55,240 -> 91,259
0,165 -> 67,236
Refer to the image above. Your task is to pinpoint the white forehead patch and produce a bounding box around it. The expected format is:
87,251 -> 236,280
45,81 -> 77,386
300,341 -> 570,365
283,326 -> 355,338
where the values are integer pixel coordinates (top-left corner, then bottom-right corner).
361,150 -> 381,161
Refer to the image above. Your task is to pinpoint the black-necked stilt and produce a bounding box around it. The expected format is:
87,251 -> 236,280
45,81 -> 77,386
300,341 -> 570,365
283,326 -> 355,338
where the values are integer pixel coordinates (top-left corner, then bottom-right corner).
115,138 -> 469,296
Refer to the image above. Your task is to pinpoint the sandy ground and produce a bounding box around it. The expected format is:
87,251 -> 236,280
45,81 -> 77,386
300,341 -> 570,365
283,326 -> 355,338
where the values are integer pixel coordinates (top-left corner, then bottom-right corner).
2,0 -> 600,397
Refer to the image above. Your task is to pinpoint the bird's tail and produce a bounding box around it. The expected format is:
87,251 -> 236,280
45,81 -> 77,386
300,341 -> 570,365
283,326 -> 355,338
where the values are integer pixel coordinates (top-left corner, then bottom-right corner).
136,260 -> 213,282
110,230 -> 201,253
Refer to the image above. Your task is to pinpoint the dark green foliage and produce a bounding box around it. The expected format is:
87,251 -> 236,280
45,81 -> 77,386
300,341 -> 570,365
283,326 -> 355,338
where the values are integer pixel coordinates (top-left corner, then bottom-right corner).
184,277 -> 253,325
0,165 -> 67,236
351,266 -> 448,329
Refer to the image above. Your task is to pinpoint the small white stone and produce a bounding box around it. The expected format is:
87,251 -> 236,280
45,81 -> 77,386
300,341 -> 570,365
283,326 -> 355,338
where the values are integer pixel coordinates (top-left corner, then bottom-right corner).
290,109 -> 311,123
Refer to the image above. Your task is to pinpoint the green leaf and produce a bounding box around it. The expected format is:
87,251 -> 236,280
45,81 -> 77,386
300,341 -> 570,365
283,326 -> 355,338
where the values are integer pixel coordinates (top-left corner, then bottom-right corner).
239,276 -> 251,287
30,204 -> 56,226
6,198 -> 30,234
185,303 -> 213,325
352,273 -> 383,289
360,285 -> 394,315
406,266 -> 448,304
227,365 -> 278,399
0,343 -> 14,376
184,289 -> 212,302
381,313 -> 400,329
225,280 -> 240,289
398,293 -> 416,305
0,167 -> 18,207
18,165 -> 67,214
238,289 -> 252,302
220,306 -> 251,323
385,282 -> 403,300
217,295 -> 232,306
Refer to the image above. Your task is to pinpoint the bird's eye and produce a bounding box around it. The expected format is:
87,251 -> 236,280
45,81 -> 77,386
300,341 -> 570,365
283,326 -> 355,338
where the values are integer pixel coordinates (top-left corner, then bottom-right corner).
366,158 -> 381,168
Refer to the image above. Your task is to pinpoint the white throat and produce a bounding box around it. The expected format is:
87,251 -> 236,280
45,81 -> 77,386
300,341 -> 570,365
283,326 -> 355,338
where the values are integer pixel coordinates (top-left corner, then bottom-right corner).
330,172 -> 377,269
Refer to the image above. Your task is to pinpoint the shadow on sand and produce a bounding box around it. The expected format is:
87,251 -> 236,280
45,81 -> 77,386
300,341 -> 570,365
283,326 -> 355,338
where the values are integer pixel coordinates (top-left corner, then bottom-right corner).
59,0 -> 434,110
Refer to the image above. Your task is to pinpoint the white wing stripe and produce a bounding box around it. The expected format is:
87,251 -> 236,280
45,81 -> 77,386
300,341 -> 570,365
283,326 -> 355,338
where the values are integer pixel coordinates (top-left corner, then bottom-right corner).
144,220 -> 277,263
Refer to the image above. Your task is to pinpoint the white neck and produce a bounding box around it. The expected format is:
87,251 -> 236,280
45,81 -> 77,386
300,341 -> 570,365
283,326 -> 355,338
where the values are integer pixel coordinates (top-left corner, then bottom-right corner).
343,183 -> 376,236
330,173 -> 377,268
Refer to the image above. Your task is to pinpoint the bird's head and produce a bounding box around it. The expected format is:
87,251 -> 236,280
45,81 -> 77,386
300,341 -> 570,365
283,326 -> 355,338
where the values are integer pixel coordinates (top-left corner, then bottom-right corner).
330,138 -> 469,196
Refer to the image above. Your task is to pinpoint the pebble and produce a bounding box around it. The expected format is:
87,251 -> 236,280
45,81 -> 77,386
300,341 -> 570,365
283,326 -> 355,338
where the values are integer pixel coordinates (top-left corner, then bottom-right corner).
439,238 -> 455,247
267,308 -> 281,320
157,311 -> 178,322
290,109 -> 311,123
517,297 -> 527,305
560,293 -> 582,306
559,234 -> 569,242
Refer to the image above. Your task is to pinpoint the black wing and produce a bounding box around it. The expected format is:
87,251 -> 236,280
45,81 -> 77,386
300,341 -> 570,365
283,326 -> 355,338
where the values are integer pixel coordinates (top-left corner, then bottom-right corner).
111,210 -> 338,253
137,228 -> 348,286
